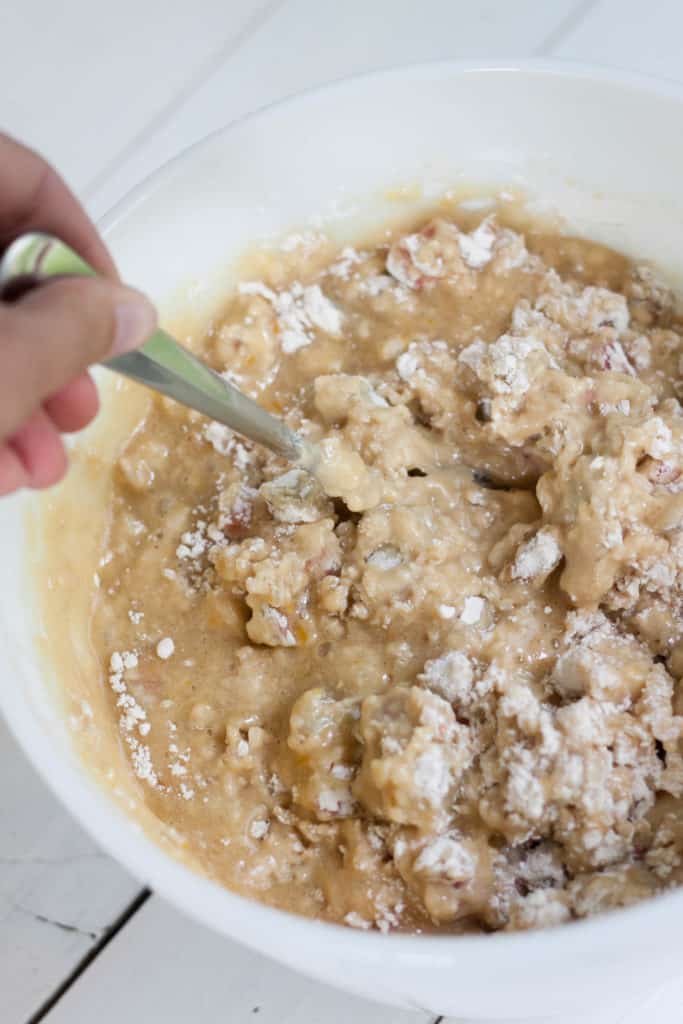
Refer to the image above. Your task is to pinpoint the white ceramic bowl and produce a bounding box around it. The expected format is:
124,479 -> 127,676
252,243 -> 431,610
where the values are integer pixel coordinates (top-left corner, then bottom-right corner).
3,60 -> 683,1021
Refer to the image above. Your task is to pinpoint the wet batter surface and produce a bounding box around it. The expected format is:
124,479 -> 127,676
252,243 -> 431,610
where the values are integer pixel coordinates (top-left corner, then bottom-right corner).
93,205 -> 683,934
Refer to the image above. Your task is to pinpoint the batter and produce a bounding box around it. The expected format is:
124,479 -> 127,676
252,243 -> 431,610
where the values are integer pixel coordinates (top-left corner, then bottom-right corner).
93,206 -> 683,933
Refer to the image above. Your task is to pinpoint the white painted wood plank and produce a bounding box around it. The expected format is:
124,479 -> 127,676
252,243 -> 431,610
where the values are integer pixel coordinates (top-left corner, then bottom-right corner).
2,0 -> 279,195
0,717 -> 142,1023
42,895 -> 430,1024
551,0 -> 683,81
87,0 -> 582,218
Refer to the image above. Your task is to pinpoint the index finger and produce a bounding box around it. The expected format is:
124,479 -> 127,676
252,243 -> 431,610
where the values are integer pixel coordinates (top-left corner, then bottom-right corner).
0,133 -> 117,279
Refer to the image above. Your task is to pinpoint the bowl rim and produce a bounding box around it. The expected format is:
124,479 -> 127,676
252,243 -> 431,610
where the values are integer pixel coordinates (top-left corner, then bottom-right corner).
8,55 -> 683,967
100,53 -> 683,238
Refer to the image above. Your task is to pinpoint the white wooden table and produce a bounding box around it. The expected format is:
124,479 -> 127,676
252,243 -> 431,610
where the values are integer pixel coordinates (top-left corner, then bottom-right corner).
4,2 -> 683,1020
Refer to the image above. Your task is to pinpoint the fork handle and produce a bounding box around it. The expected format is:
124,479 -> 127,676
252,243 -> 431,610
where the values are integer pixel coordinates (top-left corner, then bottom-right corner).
0,232 -> 312,465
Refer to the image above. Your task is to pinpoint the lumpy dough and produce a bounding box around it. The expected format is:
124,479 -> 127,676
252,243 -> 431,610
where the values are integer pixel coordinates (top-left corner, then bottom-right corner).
94,206 -> 683,934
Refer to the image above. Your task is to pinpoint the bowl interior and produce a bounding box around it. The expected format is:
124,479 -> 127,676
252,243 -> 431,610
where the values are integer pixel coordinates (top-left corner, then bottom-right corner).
4,61 -> 683,1018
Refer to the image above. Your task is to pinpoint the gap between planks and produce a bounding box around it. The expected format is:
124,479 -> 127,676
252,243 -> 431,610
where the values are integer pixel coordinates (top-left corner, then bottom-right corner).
82,0 -> 286,205
534,0 -> 600,55
25,889 -> 151,1024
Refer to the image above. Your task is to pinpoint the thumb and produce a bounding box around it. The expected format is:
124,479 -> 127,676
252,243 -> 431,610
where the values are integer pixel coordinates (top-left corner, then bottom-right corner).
0,276 -> 156,440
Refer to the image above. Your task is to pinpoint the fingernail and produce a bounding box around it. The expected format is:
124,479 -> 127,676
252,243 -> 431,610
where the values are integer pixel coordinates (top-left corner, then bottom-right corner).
111,294 -> 157,356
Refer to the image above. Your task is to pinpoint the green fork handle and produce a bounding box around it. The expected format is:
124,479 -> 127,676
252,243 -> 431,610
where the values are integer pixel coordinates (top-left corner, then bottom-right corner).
0,232 -> 313,466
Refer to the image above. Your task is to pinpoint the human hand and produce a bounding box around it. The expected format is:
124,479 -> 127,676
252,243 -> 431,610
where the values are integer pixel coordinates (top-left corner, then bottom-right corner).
0,133 -> 157,496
